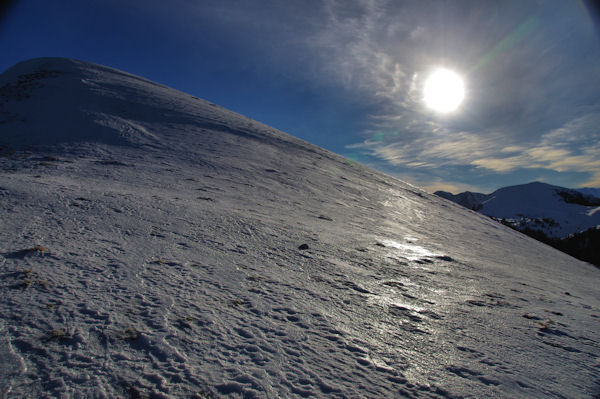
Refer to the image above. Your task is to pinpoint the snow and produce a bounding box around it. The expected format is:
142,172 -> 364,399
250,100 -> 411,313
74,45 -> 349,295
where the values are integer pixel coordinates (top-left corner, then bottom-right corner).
1,58 -> 599,398
437,182 -> 600,238
578,187 -> 600,199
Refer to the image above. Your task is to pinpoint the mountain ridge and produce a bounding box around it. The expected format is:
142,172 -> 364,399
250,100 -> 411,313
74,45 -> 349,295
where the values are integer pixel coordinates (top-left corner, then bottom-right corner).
435,181 -> 600,239
0,57 -> 320,154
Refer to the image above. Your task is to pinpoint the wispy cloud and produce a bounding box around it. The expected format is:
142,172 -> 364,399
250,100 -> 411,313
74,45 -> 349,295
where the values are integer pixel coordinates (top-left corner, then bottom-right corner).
350,111 -> 600,189
314,1 -> 600,191
308,0 -> 411,100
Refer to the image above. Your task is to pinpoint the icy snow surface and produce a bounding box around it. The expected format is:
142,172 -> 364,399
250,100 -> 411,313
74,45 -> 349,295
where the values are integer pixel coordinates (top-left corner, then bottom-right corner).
0,58 -> 599,398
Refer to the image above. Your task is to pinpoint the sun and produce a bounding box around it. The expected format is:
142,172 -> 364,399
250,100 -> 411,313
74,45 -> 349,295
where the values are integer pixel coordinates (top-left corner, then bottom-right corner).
423,68 -> 465,113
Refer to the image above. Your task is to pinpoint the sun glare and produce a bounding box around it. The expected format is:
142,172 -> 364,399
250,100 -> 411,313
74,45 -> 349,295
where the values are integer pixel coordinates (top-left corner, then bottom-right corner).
423,68 -> 465,113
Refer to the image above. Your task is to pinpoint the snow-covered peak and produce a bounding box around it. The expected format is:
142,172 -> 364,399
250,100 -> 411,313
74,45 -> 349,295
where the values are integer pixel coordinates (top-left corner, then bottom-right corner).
436,181 -> 600,238
1,57 -> 166,148
0,58 -> 306,154
434,190 -> 487,210
1,59 -> 599,398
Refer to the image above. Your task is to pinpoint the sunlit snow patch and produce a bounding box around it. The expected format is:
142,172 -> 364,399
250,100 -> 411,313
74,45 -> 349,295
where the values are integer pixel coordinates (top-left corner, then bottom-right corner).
587,207 -> 600,216
381,239 -> 442,261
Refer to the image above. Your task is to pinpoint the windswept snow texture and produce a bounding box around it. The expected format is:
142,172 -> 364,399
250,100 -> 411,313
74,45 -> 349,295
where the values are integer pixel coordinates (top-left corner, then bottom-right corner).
1,58 -> 599,398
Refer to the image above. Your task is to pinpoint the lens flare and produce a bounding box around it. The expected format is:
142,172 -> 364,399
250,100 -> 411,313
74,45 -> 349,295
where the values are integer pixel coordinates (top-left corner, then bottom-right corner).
423,68 -> 465,113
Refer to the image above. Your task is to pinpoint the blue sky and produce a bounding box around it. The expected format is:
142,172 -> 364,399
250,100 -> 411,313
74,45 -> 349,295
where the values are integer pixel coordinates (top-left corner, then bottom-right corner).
1,0 -> 599,193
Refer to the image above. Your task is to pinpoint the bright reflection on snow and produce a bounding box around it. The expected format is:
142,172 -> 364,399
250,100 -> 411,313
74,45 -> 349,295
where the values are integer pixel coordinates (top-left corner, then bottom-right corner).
381,239 -> 441,261
587,207 -> 600,216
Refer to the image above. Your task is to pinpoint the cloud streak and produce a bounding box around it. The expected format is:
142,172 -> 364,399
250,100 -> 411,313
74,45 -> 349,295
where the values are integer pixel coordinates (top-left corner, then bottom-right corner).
352,111 -> 600,188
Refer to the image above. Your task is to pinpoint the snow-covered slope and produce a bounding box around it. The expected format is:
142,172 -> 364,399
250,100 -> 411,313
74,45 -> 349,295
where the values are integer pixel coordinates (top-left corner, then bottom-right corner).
1,58 -> 599,398
436,182 -> 600,238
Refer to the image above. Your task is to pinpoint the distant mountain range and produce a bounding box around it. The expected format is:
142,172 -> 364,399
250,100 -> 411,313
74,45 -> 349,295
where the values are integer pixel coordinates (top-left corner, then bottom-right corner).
435,182 -> 600,265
